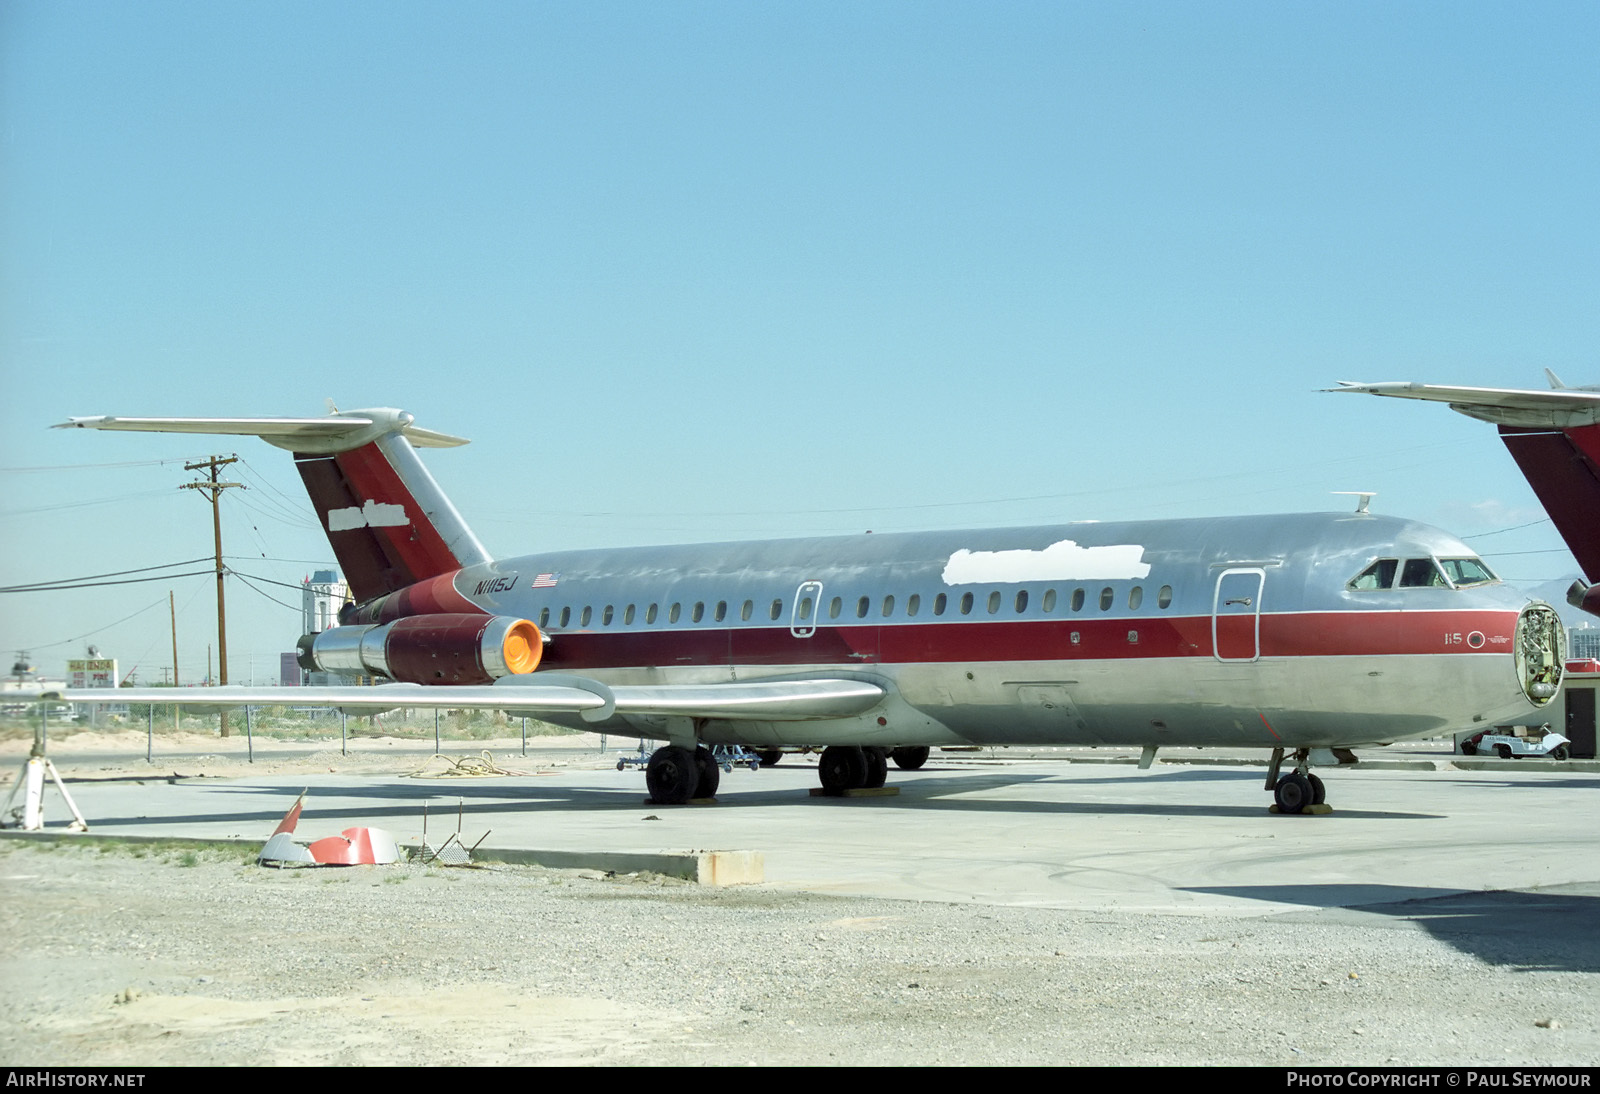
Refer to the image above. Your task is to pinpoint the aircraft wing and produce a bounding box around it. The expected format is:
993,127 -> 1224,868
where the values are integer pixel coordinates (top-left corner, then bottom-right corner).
32,676 -> 887,724
1329,380 -> 1600,428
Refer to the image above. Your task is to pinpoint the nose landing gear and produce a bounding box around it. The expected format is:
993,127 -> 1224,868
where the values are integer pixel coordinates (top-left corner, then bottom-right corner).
1266,747 -> 1331,815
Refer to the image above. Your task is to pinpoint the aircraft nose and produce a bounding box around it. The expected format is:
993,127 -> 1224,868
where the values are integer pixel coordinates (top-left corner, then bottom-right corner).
1515,601 -> 1566,706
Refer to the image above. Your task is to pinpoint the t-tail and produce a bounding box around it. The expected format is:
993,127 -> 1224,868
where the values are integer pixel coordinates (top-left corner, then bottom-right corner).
54,407 -> 490,603
1331,374 -> 1600,616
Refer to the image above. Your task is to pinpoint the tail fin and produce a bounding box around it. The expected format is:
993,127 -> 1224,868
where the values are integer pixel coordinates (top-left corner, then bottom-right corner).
55,408 -> 489,602
1497,422 -> 1600,584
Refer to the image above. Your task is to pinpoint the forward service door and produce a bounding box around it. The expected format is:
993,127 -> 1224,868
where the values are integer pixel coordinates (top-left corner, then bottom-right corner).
1212,568 -> 1265,662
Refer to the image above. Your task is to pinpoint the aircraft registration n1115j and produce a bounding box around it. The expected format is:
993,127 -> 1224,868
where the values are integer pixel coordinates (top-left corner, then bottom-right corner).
53,407 -> 1567,813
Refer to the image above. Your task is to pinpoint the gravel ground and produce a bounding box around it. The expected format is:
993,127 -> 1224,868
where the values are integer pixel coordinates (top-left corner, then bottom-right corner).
2,839 -> 1597,1067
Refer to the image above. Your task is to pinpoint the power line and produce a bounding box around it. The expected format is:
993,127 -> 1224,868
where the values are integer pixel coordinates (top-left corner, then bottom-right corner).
227,568 -> 316,594
2,559 -> 216,594
230,571 -> 302,612
20,596 -> 173,651
0,488 -> 175,518
1477,548 -> 1576,558
0,570 -> 216,594
0,457 -> 195,473
1462,519 -> 1555,540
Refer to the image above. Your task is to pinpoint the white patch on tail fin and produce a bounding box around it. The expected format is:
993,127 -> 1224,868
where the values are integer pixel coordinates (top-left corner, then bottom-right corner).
327,500 -> 410,531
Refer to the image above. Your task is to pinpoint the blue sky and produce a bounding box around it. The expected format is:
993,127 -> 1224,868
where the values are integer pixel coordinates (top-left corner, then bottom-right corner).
2,1 -> 1596,682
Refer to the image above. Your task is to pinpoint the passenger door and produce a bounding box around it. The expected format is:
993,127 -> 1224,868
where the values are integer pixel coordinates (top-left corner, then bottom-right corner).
790,580 -> 823,638
1212,568 -> 1265,662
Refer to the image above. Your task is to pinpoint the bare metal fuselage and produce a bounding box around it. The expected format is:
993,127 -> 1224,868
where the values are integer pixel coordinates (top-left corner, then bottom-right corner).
447,511 -> 1554,751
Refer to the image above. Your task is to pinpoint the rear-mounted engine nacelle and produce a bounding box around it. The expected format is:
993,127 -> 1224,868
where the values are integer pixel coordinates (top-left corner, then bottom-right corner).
1568,580 -> 1600,620
297,614 -> 542,685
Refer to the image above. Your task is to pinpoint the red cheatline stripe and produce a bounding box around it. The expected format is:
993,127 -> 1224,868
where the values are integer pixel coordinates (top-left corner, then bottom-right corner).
521,609 -> 1521,672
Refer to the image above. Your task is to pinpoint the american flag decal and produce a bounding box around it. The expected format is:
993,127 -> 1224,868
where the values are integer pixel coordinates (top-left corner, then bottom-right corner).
531,572 -> 560,588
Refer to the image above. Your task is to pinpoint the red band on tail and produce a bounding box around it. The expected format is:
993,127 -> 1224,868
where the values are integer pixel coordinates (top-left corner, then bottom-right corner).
1499,424 -> 1600,583
296,443 -> 466,601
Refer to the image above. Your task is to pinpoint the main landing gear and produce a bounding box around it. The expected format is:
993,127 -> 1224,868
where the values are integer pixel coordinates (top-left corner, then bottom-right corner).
816,746 -> 891,793
645,745 -> 721,805
1265,747 -> 1330,815
889,746 -> 930,770
642,742 -> 920,802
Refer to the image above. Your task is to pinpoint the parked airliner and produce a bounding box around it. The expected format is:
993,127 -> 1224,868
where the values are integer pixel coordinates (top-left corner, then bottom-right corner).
51,408 -> 1566,812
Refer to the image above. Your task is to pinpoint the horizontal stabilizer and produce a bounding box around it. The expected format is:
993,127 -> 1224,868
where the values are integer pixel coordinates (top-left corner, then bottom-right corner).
1329,381 -> 1600,429
54,410 -> 468,454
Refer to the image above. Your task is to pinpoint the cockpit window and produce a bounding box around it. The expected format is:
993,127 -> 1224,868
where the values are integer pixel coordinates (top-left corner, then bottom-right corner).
1348,559 -> 1398,591
1399,558 -> 1448,588
1439,557 -> 1498,587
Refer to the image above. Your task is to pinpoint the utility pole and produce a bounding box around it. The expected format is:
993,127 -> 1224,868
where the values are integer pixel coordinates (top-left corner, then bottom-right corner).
169,590 -> 178,687
181,455 -> 244,737
169,590 -> 179,733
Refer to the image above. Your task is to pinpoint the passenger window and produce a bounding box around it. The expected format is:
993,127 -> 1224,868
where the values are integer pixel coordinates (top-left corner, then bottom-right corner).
647,603 -> 658,624
741,600 -> 753,621
1349,559 -> 1398,591
798,596 -> 813,620
857,596 -> 870,619
692,602 -> 705,623
1015,590 -> 1029,613
906,594 -> 920,617
1399,559 -> 1448,588
669,603 -> 681,623
1099,587 -> 1114,611
624,604 -> 636,625
933,593 -> 948,616
1071,588 -> 1085,612
1128,587 -> 1142,611
580,606 -> 592,627
1042,589 -> 1056,613
602,605 -> 614,626
1157,585 -> 1172,609
559,607 -> 571,628
882,595 -> 894,617
770,599 -> 782,620
539,607 -> 550,628
714,601 -> 727,622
